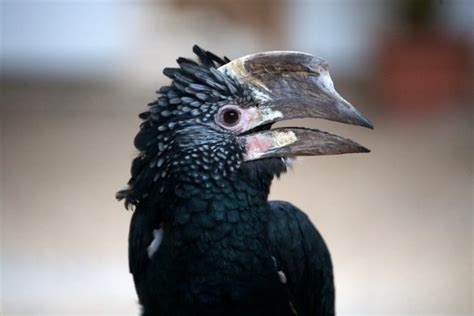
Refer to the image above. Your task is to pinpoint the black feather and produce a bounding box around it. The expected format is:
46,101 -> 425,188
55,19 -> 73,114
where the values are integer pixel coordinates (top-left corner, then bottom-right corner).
118,46 -> 335,316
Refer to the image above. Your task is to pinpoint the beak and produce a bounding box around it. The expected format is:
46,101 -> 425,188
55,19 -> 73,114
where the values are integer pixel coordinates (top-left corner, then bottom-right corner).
218,51 -> 373,160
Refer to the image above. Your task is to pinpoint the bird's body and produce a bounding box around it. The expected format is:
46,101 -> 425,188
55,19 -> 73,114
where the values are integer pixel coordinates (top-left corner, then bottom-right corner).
119,46 -> 371,315
129,159 -> 334,316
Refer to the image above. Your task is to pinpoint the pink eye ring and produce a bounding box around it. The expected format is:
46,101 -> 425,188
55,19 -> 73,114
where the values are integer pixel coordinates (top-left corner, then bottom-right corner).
216,105 -> 248,132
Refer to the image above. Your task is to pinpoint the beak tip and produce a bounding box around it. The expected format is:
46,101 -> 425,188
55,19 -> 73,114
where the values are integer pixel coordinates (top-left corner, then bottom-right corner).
363,120 -> 374,130
354,113 -> 374,130
352,140 -> 371,153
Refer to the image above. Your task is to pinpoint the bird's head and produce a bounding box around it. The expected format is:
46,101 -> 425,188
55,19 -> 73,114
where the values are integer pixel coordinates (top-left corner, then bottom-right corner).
118,46 -> 372,208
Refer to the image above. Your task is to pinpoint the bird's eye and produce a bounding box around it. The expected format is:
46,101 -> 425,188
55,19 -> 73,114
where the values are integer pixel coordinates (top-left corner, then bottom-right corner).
222,109 -> 240,126
216,105 -> 246,132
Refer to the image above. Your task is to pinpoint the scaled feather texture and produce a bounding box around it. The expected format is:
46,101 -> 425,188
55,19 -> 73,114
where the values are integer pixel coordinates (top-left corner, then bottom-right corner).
118,46 -> 336,316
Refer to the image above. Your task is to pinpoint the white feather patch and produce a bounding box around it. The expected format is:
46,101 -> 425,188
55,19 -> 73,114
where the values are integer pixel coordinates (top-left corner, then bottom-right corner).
278,270 -> 287,284
147,228 -> 164,259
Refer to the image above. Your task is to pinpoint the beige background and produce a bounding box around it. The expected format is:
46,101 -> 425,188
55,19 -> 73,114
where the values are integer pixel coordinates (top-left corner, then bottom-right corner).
1,1 -> 473,315
2,83 -> 472,316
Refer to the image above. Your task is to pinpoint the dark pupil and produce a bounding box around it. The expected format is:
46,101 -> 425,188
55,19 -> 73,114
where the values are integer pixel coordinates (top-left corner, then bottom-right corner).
223,110 -> 239,125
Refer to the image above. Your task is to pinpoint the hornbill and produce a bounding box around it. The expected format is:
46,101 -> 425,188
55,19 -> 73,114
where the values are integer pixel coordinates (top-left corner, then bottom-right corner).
117,46 -> 372,316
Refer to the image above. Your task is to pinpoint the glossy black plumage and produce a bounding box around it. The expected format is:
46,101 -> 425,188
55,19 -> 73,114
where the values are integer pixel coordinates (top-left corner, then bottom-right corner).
119,46 -> 336,315
268,201 -> 335,316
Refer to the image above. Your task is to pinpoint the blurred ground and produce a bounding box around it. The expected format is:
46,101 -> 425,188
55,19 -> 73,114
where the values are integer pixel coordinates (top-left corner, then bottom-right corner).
1,1 -> 473,315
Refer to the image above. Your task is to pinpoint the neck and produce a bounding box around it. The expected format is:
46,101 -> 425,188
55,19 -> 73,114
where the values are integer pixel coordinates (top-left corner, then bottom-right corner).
146,159 -> 289,308
167,166 -> 271,246
160,159 -> 288,260
158,158 -> 287,230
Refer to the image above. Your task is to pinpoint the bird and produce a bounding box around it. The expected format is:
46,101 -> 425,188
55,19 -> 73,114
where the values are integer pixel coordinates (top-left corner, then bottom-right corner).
117,45 -> 373,316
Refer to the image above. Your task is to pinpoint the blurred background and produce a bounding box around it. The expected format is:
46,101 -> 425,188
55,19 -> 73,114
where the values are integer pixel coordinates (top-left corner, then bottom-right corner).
1,0 -> 472,315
